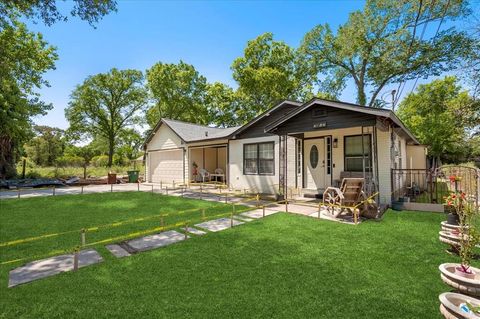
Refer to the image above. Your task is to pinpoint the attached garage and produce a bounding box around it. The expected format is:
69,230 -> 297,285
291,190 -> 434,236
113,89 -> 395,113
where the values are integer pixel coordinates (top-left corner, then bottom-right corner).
148,149 -> 184,183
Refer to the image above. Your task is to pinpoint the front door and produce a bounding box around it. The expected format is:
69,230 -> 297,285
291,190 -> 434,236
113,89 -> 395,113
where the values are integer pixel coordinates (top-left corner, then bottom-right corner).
304,139 -> 325,190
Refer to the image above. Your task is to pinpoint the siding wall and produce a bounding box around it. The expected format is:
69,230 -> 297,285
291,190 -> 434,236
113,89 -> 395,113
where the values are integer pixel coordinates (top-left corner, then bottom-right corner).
145,124 -> 184,183
286,136 -> 297,188
406,145 -> 427,170
376,127 -> 392,205
228,136 -> 280,194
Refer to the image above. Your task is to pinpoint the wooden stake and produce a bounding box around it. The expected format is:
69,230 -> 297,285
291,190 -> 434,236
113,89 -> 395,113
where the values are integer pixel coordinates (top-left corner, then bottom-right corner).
73,247 -> 79,272
230,212 -> 234,227
17,188 -> 20,199
111,184 -> 113,192
81,185 -> 84,195
202,209 -> 206,220
285,199 -> 289,213
137,182 -> 140,191
81,229 -> 86,246
318,203 -> 321,219
262,205 -> 265,217
53,185 -> 56,196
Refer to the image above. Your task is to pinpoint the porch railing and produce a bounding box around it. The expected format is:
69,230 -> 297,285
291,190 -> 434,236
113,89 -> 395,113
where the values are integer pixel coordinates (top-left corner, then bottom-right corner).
391,166 -> 480,205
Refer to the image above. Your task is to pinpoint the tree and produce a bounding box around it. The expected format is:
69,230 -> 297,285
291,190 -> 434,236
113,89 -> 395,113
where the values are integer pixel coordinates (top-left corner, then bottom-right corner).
24,126 -> 65,166
0,20 -> 57,178
117,128 -> 143,162
232,33 -> 309,121
397,76 -> 480,165
65,68 -> 148,167
205,82 -> 242,127
0,0 -> 117,26
59,145 -> 96,179
146,61 -> 210,127
299,0 -> 473,107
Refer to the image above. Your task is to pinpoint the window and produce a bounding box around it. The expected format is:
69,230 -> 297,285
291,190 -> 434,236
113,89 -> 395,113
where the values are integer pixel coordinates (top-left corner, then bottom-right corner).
310,145 -> 319,168
296,139 -> 302,175
344,135 -> 372,172
243,142 -> 274,175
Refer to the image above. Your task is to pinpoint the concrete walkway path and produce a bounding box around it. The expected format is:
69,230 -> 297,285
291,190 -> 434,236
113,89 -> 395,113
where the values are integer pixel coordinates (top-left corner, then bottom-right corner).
195,218 -> 244,232
8,249 -> 103,287
125,230 -> 188,252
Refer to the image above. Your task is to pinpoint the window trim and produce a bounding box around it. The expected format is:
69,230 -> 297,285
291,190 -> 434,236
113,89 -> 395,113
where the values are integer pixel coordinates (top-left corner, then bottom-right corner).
343,134 -> 372,172
243,141 -> 275,176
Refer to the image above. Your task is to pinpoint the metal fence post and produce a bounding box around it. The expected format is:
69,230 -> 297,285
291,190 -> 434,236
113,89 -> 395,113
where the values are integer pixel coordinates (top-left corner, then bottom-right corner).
17,188 -> 20,199
53,185 -> 56,196
230,212 -> 234,227
285,199 -> 289,213
137,182 -> 140,191
81,185 -> 84,195
111,184 -> 113,193
262,205 -> 265,217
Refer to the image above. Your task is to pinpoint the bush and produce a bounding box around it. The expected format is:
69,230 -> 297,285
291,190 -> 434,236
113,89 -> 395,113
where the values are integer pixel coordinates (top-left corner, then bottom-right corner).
92,155 -> 109,167
57,155 -> 84,167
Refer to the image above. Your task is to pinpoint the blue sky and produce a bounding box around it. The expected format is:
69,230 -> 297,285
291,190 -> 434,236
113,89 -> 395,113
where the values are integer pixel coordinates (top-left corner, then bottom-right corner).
26,0 -> 472,129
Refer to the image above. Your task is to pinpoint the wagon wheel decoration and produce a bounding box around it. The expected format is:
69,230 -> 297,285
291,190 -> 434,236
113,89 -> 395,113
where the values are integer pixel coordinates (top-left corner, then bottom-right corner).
323,189 -> 341,215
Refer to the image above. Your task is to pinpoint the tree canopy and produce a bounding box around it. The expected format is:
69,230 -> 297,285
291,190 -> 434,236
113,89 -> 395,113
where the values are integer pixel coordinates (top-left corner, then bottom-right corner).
146,61 -> 210,127
24,126 -> 65,166
0,0 -> 117,26
299,0 -> 473,107
0,20 -> 58,178
231,32 -> 310,122
397,76 -> 480,164
65,68 -> 148,167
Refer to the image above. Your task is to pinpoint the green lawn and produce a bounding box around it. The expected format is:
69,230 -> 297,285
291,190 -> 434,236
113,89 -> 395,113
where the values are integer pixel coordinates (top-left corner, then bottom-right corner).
0,193 -> 473,318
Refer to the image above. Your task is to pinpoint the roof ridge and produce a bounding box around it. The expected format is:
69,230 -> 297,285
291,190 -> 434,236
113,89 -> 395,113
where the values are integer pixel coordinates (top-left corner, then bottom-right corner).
162,118 -> 238,130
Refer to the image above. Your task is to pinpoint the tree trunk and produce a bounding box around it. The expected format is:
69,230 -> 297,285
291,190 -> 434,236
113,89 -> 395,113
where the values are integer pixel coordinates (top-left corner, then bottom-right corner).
0,134 -> 17,179
357,86 -> 367,106
108,139 -> 114,167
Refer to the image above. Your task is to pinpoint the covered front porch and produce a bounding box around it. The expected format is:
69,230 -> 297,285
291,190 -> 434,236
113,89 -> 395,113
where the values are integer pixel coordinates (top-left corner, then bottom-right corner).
264,99 -> 396,205
188,144 -> 228,184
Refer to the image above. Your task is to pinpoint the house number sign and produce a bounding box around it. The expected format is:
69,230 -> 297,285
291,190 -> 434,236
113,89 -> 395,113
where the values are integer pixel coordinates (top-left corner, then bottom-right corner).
313,121 -> 327,129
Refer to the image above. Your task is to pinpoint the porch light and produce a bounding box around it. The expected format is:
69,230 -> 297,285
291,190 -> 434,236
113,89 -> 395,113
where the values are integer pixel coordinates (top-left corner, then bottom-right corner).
333,138 -> 338,148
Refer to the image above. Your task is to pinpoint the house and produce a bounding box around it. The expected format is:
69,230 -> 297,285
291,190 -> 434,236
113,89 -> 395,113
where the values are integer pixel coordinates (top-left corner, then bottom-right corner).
143,98 -> 427,205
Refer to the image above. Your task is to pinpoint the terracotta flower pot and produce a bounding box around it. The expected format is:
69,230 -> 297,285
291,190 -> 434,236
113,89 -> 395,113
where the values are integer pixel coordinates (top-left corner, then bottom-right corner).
440,263 -> 480,297
439,292 -> 480,319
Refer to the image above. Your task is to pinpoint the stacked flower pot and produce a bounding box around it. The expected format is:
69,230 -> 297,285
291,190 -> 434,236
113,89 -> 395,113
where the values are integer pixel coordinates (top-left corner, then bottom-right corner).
439,190 -> 480,318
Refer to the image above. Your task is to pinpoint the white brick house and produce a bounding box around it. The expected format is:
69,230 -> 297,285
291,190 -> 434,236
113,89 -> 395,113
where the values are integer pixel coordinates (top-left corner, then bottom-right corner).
143,98 -> 426,205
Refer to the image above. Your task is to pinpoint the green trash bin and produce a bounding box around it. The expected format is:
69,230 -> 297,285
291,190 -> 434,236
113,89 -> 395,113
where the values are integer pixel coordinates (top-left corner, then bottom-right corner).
127,170 -> 140,183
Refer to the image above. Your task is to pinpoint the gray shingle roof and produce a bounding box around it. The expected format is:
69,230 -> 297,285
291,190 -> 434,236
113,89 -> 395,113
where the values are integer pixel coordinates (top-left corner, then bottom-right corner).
162,118 -> 241,142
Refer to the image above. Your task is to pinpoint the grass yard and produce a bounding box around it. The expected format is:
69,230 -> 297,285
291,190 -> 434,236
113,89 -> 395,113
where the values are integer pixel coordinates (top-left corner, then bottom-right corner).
0,193 -> 474,318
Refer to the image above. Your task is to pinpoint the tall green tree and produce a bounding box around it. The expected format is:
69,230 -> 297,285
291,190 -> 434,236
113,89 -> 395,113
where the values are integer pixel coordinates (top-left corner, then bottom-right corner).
65,68 -> 148,167
146,61 -> 210,127
397,76 -> 480,164
24,126 -> 65,166
205,82 -> 242,127
0,0 -> 117,26
299,0 -> 473,107
117,128 -> 143,161
232,33 -> 309,121
0,20 -> 58,178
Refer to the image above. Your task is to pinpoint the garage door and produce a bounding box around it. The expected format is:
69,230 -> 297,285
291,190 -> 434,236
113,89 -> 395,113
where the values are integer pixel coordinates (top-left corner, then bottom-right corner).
149,149 -> 184,183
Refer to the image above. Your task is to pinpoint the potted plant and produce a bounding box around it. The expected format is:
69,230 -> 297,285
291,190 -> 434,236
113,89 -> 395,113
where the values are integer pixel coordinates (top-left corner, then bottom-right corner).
192,162 -> 198,181
456,202 -> 480,279
445,192 -> 463,225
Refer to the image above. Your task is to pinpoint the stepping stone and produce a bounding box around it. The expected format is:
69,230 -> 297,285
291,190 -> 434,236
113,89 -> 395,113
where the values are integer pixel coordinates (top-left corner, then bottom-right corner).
240,209 -> 280,219
8,249 -> 103,288
125,230 -> 188,252
182,227 -> 206,236
195,218 -> 244,232
105,244 -> 131,258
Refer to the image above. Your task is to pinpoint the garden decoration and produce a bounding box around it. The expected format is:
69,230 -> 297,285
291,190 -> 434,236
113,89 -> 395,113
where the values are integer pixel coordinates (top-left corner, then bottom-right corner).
439,292 -> 480,319
440,189 -> 480,318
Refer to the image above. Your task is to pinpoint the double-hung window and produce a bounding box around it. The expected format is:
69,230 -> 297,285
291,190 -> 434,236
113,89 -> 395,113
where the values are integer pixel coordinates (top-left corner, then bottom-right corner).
344,135 -> 372,172
243,142 -> 274,175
